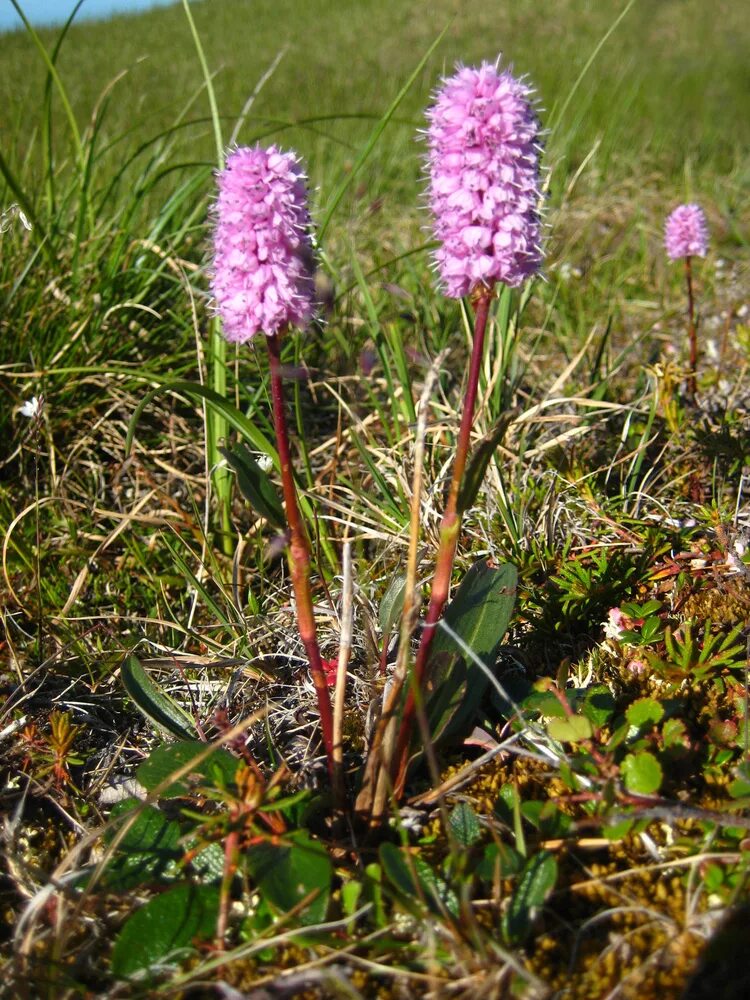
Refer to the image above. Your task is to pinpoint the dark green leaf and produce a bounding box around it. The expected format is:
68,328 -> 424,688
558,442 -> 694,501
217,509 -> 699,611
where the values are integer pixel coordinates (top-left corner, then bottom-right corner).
582,685 -> 616,727
245,831 -> 331,925
426,560 -> 517,747
449,801 -> 482,847
137,741 -> 240,798
475,842 -> 523,882
502,850 -> 557,944
120,654 -> 196,740
379,843 -> 457,917
111,882 -> 220,978
457,411 -> 517,514
220,442 -> 285,528
103,802 -> 180,891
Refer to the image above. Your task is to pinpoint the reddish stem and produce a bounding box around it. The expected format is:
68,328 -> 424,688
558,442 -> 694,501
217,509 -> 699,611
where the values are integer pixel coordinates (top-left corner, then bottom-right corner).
392,289 -> 493,790
685,255 -> 697,402
267,333 -> 335,775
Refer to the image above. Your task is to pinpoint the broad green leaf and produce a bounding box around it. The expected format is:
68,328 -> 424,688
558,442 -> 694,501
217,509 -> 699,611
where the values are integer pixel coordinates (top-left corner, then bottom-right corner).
379,574 -> 407,635
137,741 -> 239,798
111,882 -> 220,978
426,560 -> 517,747
547,715 -> 593,743
103,801 -> 180,892
582,685 -> 616,727
220,442 -> 285,528
502,850 -> 557,944
626,697 -> 664,732
621,751 -> 663,794
120,654 -> 196,740
245,831 -> 331,926
457,411 -> 517,515
449,801 -> 482,847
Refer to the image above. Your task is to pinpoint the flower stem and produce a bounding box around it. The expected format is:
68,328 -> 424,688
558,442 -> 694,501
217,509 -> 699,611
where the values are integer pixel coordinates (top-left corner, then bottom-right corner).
685,255 -> 697,402
392,288 -> 493,791
267,333 -> 335,775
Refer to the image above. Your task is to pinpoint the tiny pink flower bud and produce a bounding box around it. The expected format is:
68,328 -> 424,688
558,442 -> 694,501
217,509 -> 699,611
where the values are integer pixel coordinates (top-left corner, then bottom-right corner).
211,145 -> 316,341
664,203 -> 708,261
425,60 -> 543,299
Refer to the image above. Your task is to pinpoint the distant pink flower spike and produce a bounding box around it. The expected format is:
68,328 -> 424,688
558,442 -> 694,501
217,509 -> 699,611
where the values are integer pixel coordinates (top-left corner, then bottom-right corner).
664,203 -> 708,261
425,60 -> 543,298
211,145 -> 316,341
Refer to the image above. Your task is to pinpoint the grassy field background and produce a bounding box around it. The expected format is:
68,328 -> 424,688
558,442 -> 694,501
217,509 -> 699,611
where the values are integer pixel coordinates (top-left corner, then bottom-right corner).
2,0 -> 750,996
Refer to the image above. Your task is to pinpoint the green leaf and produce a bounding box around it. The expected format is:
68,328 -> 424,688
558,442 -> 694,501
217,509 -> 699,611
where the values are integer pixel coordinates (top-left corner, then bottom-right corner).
475,842 -> 523,882
582,685 -> 616,727
457,411 -> 517,514
426,560 -> 517,747
111,882 -> 220,978
103,801 -> 180,892
621,751 -> 663,794
120,654 -> 196,740
379,574 -> 407,635
220,442 -> 285,528
502,851 -> 557,944
547,715 -> 593,743
378,843 -> 457,917
449,801 -> 482,847
137,741 -> 240,798
245,831 -> 331,926
626,697 -> 665,732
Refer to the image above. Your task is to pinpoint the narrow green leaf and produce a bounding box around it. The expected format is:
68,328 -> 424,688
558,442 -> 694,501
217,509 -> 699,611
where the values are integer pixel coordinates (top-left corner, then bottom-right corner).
220,442 -> 285,528
111,882 -> 220,978
379,574 -> 407,635
120,654 -> 196,740
457,411 -> 517,515
502,851 -> 557,944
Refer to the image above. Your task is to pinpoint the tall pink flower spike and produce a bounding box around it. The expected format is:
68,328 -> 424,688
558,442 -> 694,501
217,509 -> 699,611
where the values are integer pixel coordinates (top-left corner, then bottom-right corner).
426,60 -> 543,298
211,145 -> 316,341
664,203 -> 708,261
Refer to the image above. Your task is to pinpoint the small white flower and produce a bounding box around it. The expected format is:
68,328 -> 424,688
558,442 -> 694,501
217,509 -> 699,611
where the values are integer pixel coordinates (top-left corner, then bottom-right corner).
737,303 -> 748,319
258,454 -> 273,473
20,396 -> 41,418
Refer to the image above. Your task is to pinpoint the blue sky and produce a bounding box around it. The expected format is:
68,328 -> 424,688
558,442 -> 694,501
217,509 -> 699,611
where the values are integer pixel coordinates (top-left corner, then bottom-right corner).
0,0 -> 181,32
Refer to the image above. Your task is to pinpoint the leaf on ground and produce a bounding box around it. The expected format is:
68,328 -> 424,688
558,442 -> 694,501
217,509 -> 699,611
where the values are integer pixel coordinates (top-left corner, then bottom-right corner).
111,882 -> 220,979
137,741 -> 240,798
245,830 -> 332,926
621,750 -> 663,794
120,654 -> 196,740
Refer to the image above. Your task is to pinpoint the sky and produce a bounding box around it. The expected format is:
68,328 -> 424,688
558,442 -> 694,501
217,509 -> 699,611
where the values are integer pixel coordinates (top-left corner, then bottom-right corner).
0,0 -> 180,32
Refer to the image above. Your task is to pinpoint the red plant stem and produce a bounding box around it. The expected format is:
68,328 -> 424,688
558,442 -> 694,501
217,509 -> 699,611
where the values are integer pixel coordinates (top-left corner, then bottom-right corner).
392,289 -> 493,789
266,333 -> 335,775
685,255 -> 697,401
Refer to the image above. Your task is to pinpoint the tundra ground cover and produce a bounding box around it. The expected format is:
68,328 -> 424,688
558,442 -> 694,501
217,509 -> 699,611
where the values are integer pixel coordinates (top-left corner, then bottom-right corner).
2,0 -> 750,996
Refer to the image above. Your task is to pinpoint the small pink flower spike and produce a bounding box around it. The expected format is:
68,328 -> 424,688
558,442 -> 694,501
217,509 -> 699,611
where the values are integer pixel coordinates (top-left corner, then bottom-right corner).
664,203 -> 708,261
425,60 -> 544,299
211,145 -> 316,341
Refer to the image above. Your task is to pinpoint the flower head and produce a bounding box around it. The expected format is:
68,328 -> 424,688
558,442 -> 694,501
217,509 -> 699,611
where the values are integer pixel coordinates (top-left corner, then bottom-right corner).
425,60 -> 543,299
664,203 -> 708,261
211,145 -> 316,341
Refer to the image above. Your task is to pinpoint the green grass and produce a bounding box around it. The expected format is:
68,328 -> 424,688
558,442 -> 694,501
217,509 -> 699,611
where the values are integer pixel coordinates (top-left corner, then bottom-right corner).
2,0 -> 750,996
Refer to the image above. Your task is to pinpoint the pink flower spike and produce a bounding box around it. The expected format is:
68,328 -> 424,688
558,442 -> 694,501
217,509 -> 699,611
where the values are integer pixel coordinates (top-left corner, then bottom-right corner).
425,60 -> 543,298
211,145 -> 317,342
664,203 -> 708,261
